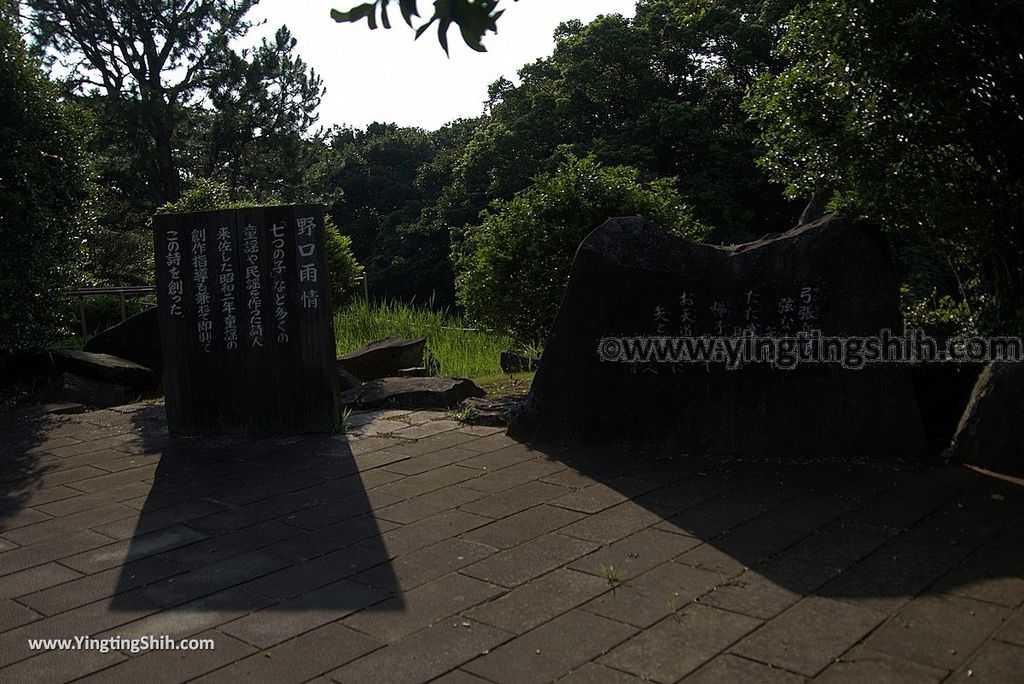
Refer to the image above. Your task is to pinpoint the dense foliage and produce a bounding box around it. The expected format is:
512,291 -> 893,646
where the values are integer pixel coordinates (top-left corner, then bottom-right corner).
0,14 -> 91,351
746,0 -> 1024,333
455,156 -> 709,342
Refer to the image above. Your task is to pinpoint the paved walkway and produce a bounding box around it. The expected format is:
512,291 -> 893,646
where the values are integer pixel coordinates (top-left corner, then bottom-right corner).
1,403 -> 1022,683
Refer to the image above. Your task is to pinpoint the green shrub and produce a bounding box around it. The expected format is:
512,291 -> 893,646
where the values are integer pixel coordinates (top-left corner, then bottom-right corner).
453,155 -> 709,343
0,14 -> 91,351
156,179 -> 363,313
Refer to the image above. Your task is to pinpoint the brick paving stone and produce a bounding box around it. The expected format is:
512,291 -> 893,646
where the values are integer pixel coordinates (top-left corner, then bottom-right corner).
931,543 -> 1024,608
138,551 -> 290,608
0,647 -> 126,683
19,555 -> 187,616
863,593 -> 1011,671
376,509 -> 491,558
460,459 -> 566,494
700,554 -> 841,620
464,568 -> 610,634
267,516 -> 397,563
380,447 -> 479,476
221,579 -> 389,648
558,662 -> 643,683
355,538 -> 494,591
949,640 -> 1024,682
193,623 -> 382,684
385,430 -> 485,456
456,432 -> 522,453
377,465 -> 482,500
551,481 -> 651,515
681,654 -> 805,683
711,517 -> 815,567
0,562 -> 82,599
375,485 -> 489,525
427,668 -> 493,683
345,572 -> 503,641
0,529 -> 117,576
459,445 -> 547,472
103,587 -> 276,641
461,504 -> 585,550
583,561 -> 729,628
816,645 -> 948,684
0,506 -> 54,531
786,518 -> 897,572
599,605 -> 761,683
161,521 -> 298,567
569,528 -> 702,582
460,481 -> 571,519
348,419 -> 409,437
656,495 -> 768,539
636,475 -> 739,511
732,596 -> 887,677
328,620 -> 510,684
0,598 -> 41,631
996,610 -> 1024,645
393,420 -> 463,440
2,502 -> 137,547
58,525 -> 209,575
462,533 -> 599,588
242,545 -> 386,600
853,467 -> 975,530
563,501 -> 675,545
0,592 -> 157,669
464,610 -> 636,684
77,629 -> 258,684
675,543 -> 750,577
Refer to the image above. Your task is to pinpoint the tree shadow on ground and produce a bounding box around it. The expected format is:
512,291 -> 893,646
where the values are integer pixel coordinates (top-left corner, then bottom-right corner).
0,406 -> 73,532
109,406 -> 401,617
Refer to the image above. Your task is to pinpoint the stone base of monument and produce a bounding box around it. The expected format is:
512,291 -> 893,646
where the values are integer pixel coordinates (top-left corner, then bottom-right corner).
339,376 -> 485,411
946,361 -> 1023,476
509,214 -> 927,460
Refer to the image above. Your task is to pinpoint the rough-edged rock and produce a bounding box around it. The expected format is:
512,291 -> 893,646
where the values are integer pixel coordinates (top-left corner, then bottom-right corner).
946,361 -> 1023,475
510,215 -> 926,459
52,349 -> 157,389
336,367 -> 363,393
396,367 -> 429,377
500,351 -> 540,374
84,307 -> 162,373
911,361 -> 983,456
458,397 -> 523,427
339,376 -> 485,410
35,372 -> 137,408
337,337 -> 426,381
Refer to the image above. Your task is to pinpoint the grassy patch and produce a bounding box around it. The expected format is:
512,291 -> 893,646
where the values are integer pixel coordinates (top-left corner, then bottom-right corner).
333,300 -> 514,379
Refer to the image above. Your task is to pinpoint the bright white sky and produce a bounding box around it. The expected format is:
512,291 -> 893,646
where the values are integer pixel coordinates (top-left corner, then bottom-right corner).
246,0 -> 637,131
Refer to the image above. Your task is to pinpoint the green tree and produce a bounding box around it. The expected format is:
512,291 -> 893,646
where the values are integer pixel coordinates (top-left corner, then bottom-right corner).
0,13 -> 91,350
745,0 -> 1024,333
454,155 -> 709,342
26,0 -> 261,203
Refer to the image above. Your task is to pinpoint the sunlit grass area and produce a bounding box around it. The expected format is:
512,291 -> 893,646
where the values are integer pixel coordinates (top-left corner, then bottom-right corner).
333,299 -> 514,380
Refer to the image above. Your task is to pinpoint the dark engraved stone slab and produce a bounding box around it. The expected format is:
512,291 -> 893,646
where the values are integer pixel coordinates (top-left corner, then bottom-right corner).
153,205 -> 339,435
510,215 -> 927,459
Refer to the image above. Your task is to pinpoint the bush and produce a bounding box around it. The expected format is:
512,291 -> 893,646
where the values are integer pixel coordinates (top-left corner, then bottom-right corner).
454,155 -> 709,343
0,14 -> 91,351
156,179 -> 363,313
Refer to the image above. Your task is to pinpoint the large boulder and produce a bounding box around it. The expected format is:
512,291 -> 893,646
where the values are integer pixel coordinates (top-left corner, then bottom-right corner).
339,376 -> 485,410
83,307 -> 161,373
946,361 -> 1023,475
52,348 -> 157,390
510,215 -> 927,459
337,337 -> 426,381
911,361 -> 983,456
34,372 -> 137,408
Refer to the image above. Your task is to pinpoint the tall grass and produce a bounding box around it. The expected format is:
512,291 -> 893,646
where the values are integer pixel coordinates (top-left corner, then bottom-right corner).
334,300 -> 512,379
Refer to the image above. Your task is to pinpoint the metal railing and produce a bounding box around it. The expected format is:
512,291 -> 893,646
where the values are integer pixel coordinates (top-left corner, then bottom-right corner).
67,286 -> 156,336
